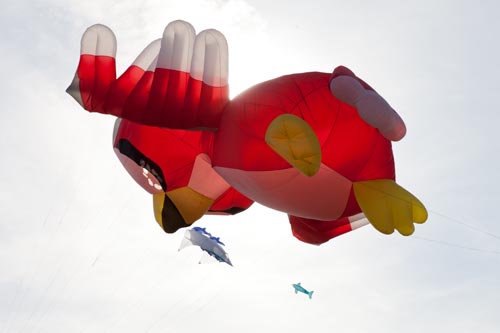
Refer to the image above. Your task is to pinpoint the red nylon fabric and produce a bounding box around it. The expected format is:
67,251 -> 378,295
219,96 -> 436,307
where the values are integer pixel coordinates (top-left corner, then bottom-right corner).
77,55 -> 116,112
113,119 -> 252,212
114,120 -> 213,190
145,69 -> 191,126
213,72 -> 395,183
122,71 -> 154,122
140,68 -> 228,128
76,54 -> 95,110
289,215 -> 354,245
212,72 -> 395,242
208,188 -> 253,213
75,55 -> 228,128
104,65 -> 145,117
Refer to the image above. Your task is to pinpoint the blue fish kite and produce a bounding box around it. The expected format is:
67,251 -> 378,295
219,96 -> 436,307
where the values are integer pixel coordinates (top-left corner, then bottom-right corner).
292,282 -> 314,299
179,227 -> 232,266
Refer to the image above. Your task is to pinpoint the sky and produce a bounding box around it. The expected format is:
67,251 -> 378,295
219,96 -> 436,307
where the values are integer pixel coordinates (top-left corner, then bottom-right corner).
1,0 -> 500,332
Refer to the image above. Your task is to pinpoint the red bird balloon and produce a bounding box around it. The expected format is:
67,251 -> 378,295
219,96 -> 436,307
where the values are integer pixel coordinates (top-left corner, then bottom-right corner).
67,20 -> 427,244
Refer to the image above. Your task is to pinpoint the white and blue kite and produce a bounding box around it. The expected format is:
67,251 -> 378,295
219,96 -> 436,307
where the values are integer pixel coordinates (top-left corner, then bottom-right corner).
179,227 -> 232,266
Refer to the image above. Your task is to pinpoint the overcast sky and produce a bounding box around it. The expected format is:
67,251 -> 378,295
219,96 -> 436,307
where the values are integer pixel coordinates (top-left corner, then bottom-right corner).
1,0 -> 500,332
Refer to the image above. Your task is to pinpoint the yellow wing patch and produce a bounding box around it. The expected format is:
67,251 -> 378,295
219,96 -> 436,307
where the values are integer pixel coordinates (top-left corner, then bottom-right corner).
265,114 -> 321,177
353,179 -> 428,236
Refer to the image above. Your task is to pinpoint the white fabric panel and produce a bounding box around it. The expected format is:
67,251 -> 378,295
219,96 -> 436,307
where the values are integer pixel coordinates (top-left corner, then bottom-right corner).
112,118 -> 122,146
132,39 -> 161,70
329,75 -> 365,104
65,76 -> 82,106
348,212 -> 366,222
80,24 -> 117,57
188,154 -> 231,200
350,218 -> 369,230
157,20 -> 195,71
330,75 -> 406,141
186,229 -> 217,251
178,233 -> 195,250
190,29 -> 229,87
355,91 -> 407,141
181,229 -> 231,265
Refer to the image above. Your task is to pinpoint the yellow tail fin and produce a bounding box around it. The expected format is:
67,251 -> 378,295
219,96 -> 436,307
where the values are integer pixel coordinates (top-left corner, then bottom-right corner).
353,179 -> 427,235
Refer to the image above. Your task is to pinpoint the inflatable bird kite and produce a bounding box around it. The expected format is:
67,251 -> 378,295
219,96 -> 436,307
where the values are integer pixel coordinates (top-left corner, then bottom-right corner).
67,20 -> 428,245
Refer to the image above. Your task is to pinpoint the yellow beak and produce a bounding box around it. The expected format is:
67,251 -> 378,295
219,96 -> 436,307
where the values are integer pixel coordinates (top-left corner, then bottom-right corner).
153,187 -> 214,233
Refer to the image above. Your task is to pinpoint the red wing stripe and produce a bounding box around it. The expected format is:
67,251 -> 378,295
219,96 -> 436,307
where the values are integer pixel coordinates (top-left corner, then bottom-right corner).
73,54 -> 116,112
104,65 -> 145,117
91,56 -> 116,112
122,70 -> 155,124
105,39 -> 161,117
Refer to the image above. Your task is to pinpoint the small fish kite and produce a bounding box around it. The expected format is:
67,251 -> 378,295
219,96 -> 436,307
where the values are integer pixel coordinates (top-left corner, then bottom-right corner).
179,227 -> 232,266
292,282 -> 314,299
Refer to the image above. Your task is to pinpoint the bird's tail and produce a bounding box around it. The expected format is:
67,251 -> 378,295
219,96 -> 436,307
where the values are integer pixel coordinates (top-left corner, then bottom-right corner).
67,20 -> 230,130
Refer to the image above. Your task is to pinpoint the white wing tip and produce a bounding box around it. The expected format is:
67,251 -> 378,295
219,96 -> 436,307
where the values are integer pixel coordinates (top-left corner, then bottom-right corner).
81,24 -> 117,57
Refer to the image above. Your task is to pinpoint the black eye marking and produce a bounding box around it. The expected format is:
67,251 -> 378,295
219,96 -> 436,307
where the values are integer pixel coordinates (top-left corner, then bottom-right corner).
115,139 -> 167,191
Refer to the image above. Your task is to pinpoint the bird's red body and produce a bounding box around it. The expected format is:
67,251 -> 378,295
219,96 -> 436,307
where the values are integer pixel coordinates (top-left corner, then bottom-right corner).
212,72 -> 395,243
